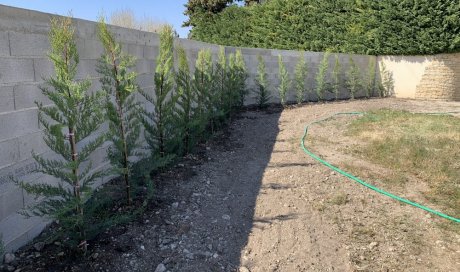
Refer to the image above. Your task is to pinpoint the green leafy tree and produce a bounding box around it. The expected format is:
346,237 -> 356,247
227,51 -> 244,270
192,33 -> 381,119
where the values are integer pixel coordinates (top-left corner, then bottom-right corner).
17,17 -> 105,252
254,54 -> 270,108
277,55 -> 290,106
346,56 -> 362,99
192,48 -> 214,139
97,18 -> 141,205
365,57 -> 377,98
294,53 -> 308,104
332,54 -> 341,100
140,25 -> 177,165
315,51 -> 330,101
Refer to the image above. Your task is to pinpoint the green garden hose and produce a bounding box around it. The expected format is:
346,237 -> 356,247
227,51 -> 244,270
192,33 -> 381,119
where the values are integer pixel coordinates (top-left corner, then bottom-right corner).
300,112 -> 460,223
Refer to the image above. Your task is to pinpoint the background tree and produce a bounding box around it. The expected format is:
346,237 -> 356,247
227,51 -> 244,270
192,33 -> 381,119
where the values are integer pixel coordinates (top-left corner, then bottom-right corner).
97,18 -> 141,205
185,0 -> 460,55
17,16 -> 105,252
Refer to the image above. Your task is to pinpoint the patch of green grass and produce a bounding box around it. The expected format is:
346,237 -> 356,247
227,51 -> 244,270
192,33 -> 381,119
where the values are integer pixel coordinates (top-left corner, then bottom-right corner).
329,193 -> 349,205
346,109 -> 460,218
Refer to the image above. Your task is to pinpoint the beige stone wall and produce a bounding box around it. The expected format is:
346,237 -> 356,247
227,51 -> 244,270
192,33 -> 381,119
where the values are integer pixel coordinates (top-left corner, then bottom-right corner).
378,54 -> 460,101
415,53 -> 460,101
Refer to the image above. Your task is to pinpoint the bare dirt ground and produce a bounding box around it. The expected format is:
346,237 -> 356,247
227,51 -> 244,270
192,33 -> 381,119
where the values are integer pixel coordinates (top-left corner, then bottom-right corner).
6,98 -> 460,272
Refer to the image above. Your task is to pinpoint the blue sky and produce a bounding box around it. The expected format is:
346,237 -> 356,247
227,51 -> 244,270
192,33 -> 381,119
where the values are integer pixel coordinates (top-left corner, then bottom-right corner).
0,0 -> 191,37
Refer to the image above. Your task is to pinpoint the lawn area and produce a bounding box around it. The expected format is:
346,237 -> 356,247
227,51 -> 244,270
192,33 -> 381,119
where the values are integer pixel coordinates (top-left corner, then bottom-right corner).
344,109 -> 460,219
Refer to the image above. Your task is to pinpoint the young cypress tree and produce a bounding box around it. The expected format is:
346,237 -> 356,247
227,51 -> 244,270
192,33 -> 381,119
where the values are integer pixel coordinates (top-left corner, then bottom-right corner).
174,44 -> 197,154
17,16 -> 105,251
228,49 -> 248,111
294,53 -> 308,104
97,18 -> 141,205
315,51 -> 330,101
346,56 -> 362,100
141,25 -> 178,165
234,49 -> 248,108
215,46 -> 229,119
277,55 -> 291,107
365,57 -> 377,98
332,54 -> 342,101
255,54 -> 270,109
192,48 -> 214,139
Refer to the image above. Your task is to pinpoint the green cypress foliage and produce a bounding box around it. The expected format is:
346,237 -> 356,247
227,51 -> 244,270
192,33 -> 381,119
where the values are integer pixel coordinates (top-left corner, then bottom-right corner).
211,46 -> 228,128
187,0 -> 460,56
379,63 -> 394,98
234,50 -> 248,108
346,57 -> 362,100
294,53 -> 308,104
140,25 -> 177,165
365,57 -> 377,98
175,44 -> 197,154
193,49 -> 214,139
16,17 -> 105,251
277,55 -> 290,106
254,54 -> 270,108
228,50 -> 249,110
332,55 -> 341,101
315,51 -> 330,101
97,18 -> 141,205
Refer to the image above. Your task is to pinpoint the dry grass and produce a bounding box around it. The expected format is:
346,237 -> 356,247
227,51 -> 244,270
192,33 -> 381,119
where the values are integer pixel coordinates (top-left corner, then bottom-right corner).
110,9 -> 169,33
345,109 -> 460,218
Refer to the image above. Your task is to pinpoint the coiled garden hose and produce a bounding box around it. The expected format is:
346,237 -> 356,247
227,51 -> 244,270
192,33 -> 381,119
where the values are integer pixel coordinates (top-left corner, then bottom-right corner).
300,112 -> 460,223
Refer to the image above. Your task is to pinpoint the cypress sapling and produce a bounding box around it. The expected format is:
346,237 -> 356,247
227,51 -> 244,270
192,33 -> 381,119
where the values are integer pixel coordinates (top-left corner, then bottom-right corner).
17,16 -> 105,252
97,18 -> 142,205
174,44 -> 196,154
366,57 -> 377,98
140,24 -> 177,164
332,54 -> 341,100
277,55 -> 291,107
192,48 -> 214,139
346,56 -> 362,100
294,53 -> 308,104
254,54 -> 270,108
315,51 -> 330,101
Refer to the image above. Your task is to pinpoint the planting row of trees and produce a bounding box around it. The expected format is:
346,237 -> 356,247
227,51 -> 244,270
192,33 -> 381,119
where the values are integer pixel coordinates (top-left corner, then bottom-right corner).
254,52 -> 393,108
15,16 -> 247,253
184,0 -> 460,55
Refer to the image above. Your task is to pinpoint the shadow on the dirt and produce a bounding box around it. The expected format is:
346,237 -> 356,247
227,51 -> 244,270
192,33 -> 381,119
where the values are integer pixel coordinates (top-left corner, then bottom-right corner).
144,108 -> 283,272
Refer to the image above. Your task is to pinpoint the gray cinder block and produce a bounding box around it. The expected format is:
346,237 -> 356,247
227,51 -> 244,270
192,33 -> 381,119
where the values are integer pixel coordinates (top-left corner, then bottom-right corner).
9,32 -> 49,57
0,86 -> 14,113
0,109 -> 39,140
0,58 -> 34,84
